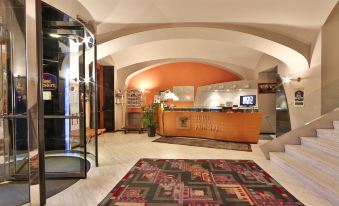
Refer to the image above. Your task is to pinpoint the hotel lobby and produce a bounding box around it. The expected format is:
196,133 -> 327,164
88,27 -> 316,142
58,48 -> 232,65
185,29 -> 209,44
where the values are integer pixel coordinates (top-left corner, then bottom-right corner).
1,0 -> 339,205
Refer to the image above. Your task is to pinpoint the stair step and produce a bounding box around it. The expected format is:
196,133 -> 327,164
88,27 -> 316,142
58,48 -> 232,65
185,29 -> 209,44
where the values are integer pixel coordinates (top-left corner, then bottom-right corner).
317,129 -> 339,142
285,145 -> 339,179
300,137 -> 339,158
334,121 -> 339,130
270,152 -> 339,205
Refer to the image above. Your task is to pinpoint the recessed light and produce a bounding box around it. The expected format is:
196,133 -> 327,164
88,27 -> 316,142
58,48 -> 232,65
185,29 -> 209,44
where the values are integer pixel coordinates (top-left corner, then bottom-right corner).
49,33 -> 62,38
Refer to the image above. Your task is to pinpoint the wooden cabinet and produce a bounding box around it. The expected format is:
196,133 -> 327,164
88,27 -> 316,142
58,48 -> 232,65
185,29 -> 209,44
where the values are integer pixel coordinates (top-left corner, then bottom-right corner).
123,89 -> 144,132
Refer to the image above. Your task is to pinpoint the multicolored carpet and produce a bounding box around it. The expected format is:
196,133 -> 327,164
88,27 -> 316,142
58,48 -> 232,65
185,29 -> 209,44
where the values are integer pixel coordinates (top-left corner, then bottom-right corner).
153,137 -> 252,152
99,159 -> 304,206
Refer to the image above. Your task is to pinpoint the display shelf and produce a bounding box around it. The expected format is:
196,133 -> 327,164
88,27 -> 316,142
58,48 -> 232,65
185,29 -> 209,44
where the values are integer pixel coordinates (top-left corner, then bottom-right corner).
126,89 -> 142,108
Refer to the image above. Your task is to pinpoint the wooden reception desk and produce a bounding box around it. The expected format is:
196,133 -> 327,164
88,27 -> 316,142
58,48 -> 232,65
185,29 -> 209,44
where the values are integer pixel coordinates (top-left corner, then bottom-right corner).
157,110 -> 262,143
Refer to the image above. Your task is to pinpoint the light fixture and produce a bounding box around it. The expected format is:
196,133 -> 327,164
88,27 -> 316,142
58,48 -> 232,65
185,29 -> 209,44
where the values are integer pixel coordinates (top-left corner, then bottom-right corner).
49,33 -> 62,38
164,90 -> 178,100
139,87 -> 146,93
282,77 -> 301,84
282,77 -> 292,84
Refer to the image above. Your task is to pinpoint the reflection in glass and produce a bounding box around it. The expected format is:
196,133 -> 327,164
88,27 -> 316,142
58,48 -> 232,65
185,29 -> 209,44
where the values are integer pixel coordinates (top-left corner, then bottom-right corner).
276,77 -> 292,136
0,0 -> 30,205
41,2 -> 97,183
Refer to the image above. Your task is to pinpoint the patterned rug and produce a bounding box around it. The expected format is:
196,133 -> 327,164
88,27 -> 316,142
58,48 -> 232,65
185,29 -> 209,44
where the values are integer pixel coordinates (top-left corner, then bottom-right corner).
153,137 -> 252,152
99,159 -> 303,206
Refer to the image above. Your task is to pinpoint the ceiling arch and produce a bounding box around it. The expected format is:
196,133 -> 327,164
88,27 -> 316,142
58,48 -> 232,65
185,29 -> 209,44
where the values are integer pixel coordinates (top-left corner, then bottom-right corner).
113,39 -> 263,69
97,27 -> 310,72
123,59 -> 254,88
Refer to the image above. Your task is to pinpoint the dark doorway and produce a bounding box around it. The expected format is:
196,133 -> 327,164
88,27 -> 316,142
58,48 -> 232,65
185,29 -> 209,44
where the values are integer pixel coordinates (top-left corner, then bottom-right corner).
101,66 -> 115,131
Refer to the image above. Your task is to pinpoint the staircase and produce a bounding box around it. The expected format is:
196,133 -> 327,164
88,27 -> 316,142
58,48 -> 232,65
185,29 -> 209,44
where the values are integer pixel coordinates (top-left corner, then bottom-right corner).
269,121 -> 339,205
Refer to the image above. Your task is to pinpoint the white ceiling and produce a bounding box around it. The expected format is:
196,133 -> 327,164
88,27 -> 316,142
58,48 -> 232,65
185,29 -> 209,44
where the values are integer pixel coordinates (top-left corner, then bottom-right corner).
79,0 -> 336,25
52,0 -> 338,80
79,0 -> 337,39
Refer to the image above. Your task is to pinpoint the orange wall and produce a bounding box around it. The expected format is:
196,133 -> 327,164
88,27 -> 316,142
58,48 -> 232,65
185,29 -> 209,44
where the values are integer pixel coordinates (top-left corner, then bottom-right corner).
127,62 -> 241,106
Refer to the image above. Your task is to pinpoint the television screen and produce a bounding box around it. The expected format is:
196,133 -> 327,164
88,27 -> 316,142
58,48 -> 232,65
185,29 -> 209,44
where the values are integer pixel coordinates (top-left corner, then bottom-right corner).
240,95 -> 256,106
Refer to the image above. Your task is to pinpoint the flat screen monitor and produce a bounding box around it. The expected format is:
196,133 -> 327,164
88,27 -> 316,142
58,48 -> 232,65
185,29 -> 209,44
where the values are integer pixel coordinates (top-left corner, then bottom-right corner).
240,95 -> 256,106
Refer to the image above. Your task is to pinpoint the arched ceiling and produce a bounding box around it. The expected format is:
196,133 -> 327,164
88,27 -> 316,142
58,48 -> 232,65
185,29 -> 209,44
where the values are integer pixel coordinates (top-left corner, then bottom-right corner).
97,27 -> 309,72
44,0 -> 338,79
78,0 -> 337,43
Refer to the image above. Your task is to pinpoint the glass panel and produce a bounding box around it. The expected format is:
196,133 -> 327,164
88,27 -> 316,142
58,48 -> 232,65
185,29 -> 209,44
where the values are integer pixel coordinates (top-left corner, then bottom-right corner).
84,30 -> 98,166
42,3 -> 86,179
276,76 -> 292,136
0,0 -> 30,205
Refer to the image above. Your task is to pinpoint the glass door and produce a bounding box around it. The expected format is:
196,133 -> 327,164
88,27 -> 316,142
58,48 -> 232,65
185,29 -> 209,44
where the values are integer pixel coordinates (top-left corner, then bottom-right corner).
41,3 -> 97,181
0,0 -> 30,205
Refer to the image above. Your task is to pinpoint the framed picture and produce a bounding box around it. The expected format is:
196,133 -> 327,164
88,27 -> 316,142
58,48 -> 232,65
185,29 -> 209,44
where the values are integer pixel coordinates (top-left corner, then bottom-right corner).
258,83 -> 277,93
173,86 -> 194,102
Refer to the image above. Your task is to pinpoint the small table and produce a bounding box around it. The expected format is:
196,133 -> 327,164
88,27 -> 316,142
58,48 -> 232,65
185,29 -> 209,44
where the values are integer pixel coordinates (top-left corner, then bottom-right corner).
122,125 -> 144,134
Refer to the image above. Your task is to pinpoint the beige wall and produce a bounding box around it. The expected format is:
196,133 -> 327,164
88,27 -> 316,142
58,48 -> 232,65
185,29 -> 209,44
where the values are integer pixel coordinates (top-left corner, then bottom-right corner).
322,3 -> 339,114
255,37 -> 322,130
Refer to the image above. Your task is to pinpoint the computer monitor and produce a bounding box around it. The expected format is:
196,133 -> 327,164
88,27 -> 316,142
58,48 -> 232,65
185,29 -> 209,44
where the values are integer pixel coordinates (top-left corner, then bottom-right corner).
240,95 -> 256,107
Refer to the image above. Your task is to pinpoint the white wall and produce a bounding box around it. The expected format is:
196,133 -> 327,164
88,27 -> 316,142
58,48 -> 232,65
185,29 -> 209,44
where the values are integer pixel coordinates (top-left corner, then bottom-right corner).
255,34 -> 322,130
322,3 -> 339,114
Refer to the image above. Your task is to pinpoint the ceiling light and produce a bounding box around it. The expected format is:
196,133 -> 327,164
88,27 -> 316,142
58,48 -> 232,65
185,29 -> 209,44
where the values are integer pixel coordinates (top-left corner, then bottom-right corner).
49,33 -> 62,38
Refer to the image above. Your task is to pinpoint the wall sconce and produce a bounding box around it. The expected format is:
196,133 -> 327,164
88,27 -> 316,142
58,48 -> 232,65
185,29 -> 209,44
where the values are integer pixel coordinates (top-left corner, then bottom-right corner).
282,77 -> 301,84
244,84 -> 250,89
139,87 -> 147,93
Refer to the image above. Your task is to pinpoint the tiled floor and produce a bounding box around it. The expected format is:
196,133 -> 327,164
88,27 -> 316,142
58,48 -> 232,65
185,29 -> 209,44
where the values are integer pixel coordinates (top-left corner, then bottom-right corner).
46,132 -> 335,206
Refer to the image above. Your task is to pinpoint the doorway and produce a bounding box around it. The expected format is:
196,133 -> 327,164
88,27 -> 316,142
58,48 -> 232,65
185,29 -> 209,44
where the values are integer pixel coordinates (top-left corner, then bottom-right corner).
41,3 -> 98,179
0,0 -> 30,205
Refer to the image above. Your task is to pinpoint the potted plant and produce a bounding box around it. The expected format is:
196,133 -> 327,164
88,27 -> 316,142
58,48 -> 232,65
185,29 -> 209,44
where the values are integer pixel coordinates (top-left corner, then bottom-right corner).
141,104 -> 158,137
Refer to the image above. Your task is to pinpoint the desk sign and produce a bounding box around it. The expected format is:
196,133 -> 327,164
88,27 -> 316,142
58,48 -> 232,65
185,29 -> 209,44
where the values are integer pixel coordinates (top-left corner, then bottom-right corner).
43,73 -> 57,91
294,88 -> 304,107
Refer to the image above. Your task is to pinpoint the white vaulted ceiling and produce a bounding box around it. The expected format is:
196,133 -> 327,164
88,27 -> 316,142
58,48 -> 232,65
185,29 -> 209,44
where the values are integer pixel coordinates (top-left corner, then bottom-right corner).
44,0 -> 338,78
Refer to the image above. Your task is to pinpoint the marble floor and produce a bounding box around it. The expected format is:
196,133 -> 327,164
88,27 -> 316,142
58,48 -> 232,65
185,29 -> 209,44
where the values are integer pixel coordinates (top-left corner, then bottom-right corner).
46,132 -> 335,206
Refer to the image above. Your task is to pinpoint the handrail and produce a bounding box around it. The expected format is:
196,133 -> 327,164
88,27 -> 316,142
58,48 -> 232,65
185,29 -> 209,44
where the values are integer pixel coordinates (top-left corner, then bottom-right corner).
0,114 -> 83,119
44,115 -> 82,119
0,114 -> 27,119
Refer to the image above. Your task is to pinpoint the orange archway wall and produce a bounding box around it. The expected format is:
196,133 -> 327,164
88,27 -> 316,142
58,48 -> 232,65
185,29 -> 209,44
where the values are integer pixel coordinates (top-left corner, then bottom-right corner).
127,62 -> 241,107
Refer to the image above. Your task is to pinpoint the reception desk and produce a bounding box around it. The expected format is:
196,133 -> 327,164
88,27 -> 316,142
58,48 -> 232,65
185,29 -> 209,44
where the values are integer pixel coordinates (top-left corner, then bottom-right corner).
157,110 -> 262,143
